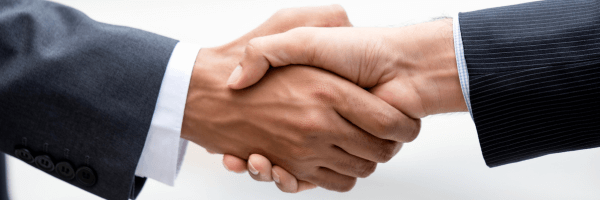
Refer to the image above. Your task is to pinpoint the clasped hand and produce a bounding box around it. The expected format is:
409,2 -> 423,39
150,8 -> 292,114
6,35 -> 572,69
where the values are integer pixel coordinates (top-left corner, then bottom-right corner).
182,5 -> 466,193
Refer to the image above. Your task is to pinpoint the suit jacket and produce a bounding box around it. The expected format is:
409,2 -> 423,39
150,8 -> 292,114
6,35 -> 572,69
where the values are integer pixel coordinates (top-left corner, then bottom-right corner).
0,156 -> 6,200
460,0 -> 600,167
0,0 -> 178,199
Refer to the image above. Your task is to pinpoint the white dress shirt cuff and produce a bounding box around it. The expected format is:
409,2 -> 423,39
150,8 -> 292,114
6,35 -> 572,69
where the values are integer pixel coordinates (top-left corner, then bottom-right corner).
135,42 -> 201,186
453,13 -> 474,119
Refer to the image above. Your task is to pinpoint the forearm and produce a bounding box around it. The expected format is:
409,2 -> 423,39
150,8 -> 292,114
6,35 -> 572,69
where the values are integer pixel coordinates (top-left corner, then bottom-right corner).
459,0 -> 600,167
374,19 -> 466,118
400,18 -> 466,116
135,42 -> 201,186
0,0 -> 177,199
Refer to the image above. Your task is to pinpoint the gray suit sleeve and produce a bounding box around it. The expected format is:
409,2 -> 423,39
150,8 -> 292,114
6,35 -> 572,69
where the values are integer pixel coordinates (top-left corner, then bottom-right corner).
0,0 -> 179,199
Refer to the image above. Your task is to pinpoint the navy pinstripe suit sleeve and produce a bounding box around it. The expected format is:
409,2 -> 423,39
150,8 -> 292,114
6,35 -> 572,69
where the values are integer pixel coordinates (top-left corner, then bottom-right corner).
459,0 -> 600,167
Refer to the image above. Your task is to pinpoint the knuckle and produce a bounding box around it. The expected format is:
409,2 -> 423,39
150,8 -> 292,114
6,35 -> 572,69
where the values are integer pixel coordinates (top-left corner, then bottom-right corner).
287,165 -> 309,180
335,178 -> 357,192
374,111 -> 401,139
334,156 -> 376,178
319,178 -> 356,192
376,147 -> 393,163
311,87 -> 337,104
375,112 -> 422,143
298,110 -> 326,133
245,38 -> 263,54
299,170 -> 316,181
356,161 -> 377,178
329,4 -> 350,24
273,8 -> 293,18
403,119 -> 422,143
329,4 -> 345,13
309,5 -> 349,27
376,141 -> 400,163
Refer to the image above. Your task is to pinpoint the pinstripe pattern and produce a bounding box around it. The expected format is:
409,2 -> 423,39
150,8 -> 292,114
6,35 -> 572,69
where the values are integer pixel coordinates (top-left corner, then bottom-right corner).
459,0 -> 600,167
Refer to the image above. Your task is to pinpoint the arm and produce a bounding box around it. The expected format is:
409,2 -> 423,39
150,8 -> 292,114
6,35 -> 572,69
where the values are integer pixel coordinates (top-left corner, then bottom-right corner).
137,3 -> 367,189
0,156 -> 6,200
225,19 -> 463,192
224,0 -> 600,192
458,0 -> 600,167
0,0 -> 177,199
179,5 -> 414,192
1,1 -> 404,197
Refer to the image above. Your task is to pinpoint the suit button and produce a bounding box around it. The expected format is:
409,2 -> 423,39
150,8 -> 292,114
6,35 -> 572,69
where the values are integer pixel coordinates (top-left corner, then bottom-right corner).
56,162 -> 75,180
76,166 -> 96,187
35,155 -> 55,172
14,148 -> 34,163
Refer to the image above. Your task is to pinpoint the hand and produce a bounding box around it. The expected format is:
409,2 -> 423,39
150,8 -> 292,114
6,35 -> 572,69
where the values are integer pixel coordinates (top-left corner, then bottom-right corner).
183,5 -> 411,192
228,19 -> 466,117
223,19 -> 468,192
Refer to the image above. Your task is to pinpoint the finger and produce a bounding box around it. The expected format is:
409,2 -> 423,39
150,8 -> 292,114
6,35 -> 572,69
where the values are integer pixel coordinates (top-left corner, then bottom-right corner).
227,28 -> 317,89
303,167 -> 357,192
338,128 -> 403,163
322,145 -> 378,178
227,27 -> 340,89
222,154 -> 248,173
272,165 -> 317,193
334,80 -> 422,143
229,25 -> 392,89
297,180 -> 318,192
237,4 -> 352,44
247,154 -> 273,182
331,112 -> 403,163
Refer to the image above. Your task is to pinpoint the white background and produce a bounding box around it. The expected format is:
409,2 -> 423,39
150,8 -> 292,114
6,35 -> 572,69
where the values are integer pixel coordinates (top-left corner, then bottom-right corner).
6,0 -> 600,199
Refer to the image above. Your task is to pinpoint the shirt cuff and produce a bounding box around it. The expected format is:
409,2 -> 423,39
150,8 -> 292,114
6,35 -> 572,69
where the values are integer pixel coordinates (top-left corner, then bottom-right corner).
453,13 -> 473,119
135,42 -> 201,186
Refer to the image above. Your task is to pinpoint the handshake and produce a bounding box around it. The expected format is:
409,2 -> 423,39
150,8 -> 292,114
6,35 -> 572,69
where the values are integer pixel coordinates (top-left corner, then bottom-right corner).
181,5 -> 467,193
3,1 -> 597,199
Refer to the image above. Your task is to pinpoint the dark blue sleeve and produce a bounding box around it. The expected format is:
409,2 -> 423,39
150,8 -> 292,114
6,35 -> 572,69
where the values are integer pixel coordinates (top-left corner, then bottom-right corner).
460,0 -> 600,167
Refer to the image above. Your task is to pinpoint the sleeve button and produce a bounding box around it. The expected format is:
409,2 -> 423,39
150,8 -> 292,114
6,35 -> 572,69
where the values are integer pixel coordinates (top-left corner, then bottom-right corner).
76,166 -> 97,187
56,162 -> 75,180
14,148 -> 34,163
34,155 -> 55,172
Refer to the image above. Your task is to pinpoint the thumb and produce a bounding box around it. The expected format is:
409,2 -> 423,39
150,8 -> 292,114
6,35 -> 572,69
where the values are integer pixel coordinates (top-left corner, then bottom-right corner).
227,28 -> 325,89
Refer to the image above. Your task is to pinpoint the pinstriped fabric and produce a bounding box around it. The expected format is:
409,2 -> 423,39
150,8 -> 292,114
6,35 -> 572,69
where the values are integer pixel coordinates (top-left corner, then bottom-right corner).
459,0 -> 600,167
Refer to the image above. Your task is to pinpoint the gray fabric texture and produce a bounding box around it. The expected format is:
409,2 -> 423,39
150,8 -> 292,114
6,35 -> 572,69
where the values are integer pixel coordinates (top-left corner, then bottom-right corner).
0,155 -> 6,200
0,0 -> 178,199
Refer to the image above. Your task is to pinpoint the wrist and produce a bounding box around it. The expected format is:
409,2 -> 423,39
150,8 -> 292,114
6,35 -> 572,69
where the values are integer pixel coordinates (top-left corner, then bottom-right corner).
180,48 -> 233,144
398,19 -> 467,116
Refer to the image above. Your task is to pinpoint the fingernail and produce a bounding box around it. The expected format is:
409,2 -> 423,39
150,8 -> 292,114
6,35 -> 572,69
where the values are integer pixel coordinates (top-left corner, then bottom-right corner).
248,162 -> 259,175
272,170 -> 280,183
227,65 -> 243,85
223,162 -> 231,172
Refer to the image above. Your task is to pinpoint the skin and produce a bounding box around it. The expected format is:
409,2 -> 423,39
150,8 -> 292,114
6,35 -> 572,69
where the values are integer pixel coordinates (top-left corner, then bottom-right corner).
222,19 -> 468,192
182,5 -> 414,192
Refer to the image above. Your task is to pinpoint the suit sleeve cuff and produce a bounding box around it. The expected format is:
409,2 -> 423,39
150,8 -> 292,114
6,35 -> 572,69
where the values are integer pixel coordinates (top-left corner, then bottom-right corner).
453,13 -> 474,119
134,42 -> 201,186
